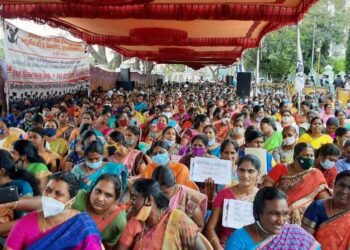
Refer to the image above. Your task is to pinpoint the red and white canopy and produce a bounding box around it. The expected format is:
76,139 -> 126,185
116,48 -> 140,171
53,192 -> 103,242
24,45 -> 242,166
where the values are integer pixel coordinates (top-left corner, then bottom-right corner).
0,0 -> 318,68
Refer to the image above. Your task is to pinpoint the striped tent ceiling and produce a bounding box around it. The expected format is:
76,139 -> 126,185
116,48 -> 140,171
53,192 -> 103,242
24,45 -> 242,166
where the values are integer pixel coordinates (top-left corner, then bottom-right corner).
0,0 -> 318,69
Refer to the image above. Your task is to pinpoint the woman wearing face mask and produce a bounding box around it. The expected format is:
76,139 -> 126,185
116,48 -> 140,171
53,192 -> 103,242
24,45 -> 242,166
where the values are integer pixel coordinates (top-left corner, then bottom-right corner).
117,179 -> 206,250
73,174 -> 127,249
262,143 -> 330,224
277,110 -> 299,132
4,172 -> 102,250
11,140 -> 50,193
314,143 -> 340,188
205,154 -> 259,249
141,141 -> 197,190
298,117 -> 333,150
72,140 -> 127,192
152,166 -> 207,231
0,149 -> 40,236
106,131 -> 149,178
179,134 -> 215,169
272,126 -> 298,164
114,111 -> 131,135
225,187 -> 320,249
302,171 -> 350,250
227,116 -> 245,146
204,125 -> 221,157
145,115 -> 169,145
43,120 -> 69,157
180,113 -> 209,146
95,107 -> 112,136
28,127 -> 61,173
246,105 -> 264,129
162,126 -> 181,156
124,125 -> 150,154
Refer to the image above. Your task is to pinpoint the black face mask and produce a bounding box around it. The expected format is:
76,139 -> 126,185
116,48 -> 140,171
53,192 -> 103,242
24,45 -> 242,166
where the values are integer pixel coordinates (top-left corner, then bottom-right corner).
107,146 -> 117,156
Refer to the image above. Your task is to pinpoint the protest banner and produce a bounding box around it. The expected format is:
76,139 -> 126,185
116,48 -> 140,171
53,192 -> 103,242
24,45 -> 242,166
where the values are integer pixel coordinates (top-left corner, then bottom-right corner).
222,199 -> 255,229
3,21 -> 90,107
190,157 -> 232,185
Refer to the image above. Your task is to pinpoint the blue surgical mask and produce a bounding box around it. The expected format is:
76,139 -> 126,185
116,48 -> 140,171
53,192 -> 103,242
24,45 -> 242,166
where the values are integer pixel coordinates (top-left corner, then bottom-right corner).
86,159 -> 103,169
44,128 -> 57,137
152,153 -> 170,166
208,139 -> 216,146
125,138 -> 134,147
164,139 -> 175,147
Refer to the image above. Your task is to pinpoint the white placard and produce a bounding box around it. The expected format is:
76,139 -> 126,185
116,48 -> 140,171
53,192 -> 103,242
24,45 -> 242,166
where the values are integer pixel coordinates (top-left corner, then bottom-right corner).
190,157 -> 232,185
244,148 -> 267,175
222,199 -> 255,229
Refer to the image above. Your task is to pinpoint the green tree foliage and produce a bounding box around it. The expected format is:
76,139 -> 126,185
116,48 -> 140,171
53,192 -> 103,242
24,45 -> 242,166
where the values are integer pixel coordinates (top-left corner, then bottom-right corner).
346,29 -> 350,73
244,0 -> 349,81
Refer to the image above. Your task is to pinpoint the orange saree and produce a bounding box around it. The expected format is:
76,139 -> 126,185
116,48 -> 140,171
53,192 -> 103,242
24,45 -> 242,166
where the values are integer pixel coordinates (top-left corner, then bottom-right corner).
141,162 -> 199,191
316,210 -> 350,250
277,168 -> 328,224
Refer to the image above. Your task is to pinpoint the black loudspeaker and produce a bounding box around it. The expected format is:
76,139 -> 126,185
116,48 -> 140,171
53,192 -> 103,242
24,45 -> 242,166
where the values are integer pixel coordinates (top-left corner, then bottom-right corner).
120,68 -> 130,82
156,79 -> 163,91
236,72 -> 251,97
226,75 -> 233,86
116,81 -> 135,91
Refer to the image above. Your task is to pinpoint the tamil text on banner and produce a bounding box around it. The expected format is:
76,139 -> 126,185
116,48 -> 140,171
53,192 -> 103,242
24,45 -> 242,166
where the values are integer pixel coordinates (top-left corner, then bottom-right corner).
3,21 -> 90,106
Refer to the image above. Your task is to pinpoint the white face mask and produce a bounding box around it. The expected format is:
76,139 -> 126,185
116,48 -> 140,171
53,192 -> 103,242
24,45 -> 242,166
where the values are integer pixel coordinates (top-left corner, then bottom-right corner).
321,159 -> 335,170
283,136 -> 296,146
233,127 -> 244,135
282,116 -> 292,124
162,112 -> 172,119
41,196 -> 65,218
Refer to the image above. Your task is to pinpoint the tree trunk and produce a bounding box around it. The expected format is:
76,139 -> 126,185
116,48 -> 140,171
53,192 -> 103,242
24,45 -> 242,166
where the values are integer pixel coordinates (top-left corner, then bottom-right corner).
133,58 -> 141,70
89,45 -> 108,65
142,60 -> 155,74
208,66 -> 220,80
108,52 -> 123,70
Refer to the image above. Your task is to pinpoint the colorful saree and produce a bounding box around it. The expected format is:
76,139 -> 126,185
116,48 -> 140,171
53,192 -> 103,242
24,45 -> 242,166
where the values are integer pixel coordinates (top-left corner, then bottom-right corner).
315,210 -> 350,250
276,168 -> 328,225
141,162 -> 199,190
298,133 -> 333,150
263,131 -> 283,152
73,162 -> 128,193
27,213 -> 102,250
73,190 -> 127,248
168,185 -> 208,218
257,224 -> 320,250
162,209 -> 199,250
